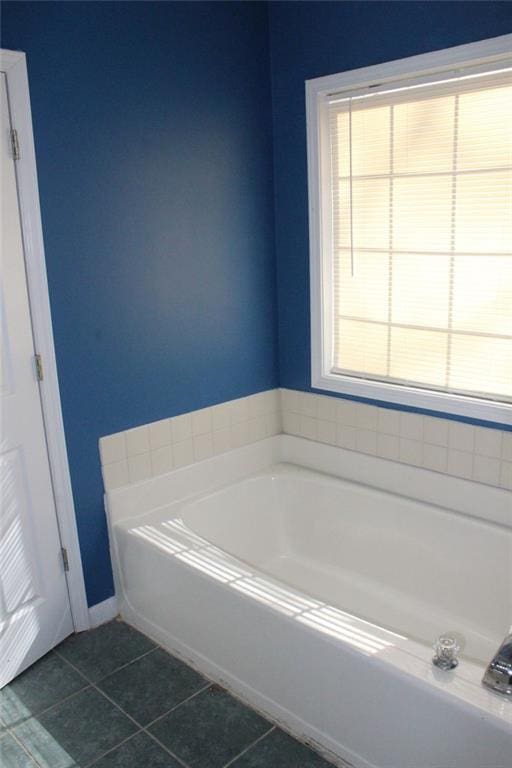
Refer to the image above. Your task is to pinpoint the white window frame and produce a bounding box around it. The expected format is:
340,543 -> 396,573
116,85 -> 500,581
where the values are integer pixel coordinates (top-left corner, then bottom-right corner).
306,33 -> 512,426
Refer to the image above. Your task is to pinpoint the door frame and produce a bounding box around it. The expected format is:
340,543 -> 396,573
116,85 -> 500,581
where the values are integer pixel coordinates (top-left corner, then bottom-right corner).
1,48 -> 90,632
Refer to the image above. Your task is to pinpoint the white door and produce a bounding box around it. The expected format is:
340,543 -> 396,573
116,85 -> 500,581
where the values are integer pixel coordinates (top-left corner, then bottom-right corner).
1,72 -> 73,687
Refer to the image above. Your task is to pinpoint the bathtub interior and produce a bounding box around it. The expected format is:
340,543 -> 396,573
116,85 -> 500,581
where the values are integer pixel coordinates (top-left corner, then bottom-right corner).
114,462 -> 512,666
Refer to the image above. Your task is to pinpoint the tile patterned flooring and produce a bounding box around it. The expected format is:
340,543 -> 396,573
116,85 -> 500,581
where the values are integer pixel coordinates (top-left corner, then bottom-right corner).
0,620 -> 336,768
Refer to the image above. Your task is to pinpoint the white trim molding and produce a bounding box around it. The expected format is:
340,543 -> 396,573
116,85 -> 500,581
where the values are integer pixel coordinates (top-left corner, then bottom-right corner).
1,49 -> 90,630
306,34 -> 512,426
89,596 -> 118,628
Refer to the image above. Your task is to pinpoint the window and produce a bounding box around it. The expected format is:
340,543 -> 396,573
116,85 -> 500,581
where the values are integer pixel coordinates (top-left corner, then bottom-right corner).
307,35 -> 512,424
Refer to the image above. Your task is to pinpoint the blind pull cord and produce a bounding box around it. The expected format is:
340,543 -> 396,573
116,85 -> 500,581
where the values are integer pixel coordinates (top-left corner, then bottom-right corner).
348,100 -> 355,277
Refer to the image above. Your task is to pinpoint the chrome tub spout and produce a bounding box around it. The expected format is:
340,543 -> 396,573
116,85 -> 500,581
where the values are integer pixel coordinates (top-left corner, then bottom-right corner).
482,631 -> 512,696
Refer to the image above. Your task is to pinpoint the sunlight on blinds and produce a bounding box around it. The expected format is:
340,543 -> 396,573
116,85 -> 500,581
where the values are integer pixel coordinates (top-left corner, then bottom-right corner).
329,69 -> 512,401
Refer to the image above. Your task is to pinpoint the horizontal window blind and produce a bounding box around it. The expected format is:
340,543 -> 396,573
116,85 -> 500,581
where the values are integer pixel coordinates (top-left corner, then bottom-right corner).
328,67 -> 512,402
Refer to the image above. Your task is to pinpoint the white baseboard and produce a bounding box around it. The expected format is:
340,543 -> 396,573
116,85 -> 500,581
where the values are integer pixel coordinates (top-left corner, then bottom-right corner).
88,596 -> 118,628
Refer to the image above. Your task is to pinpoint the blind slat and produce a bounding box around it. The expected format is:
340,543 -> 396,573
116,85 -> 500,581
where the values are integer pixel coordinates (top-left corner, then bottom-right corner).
328,66 -> 512,401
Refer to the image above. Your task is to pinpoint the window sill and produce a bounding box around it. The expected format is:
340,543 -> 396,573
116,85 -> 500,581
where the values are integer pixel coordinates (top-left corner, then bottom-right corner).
313,371 -> 512,428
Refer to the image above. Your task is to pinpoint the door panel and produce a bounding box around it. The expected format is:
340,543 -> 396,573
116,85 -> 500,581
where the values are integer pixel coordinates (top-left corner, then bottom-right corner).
1,72 -> 73,687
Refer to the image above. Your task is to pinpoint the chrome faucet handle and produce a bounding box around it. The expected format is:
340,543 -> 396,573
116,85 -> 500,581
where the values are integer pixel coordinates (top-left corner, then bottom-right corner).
433,634 -> 460,670
482,632 -> 512,696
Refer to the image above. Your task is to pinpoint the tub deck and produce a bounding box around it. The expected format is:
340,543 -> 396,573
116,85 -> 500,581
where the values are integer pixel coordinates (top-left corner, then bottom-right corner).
117,463 -> 510,664
107,435 -> 512,768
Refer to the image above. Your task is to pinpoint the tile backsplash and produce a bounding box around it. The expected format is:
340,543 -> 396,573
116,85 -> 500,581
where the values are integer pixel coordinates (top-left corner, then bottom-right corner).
99,390 -> 281,490
281,389 -> 512,492
100,387 -> 511,492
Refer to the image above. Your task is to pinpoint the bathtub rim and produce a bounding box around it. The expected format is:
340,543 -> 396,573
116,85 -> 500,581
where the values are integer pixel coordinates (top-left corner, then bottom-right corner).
118,460 -> 510,665
106,435 -> 512,531
105,437 -> 512,728
111,486 -> 512,723
112,520 -> 512,768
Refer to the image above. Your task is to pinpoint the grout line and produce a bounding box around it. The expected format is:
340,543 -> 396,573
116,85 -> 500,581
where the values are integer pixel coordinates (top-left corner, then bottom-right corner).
144,629 -> 339,768
5,729 -> 40,767
52,647 -> 97,684
143,682 -> 212,730
7,622 -> 339,768
53,644 -> 158,687
94,647 -> 158,683
54,645 -> 213,768
11,619 -> 341,768
90,671 -> 211,734
53,631 -> 275,768
6,679 -> 92,732
50,651 -> 146,732
83,731 -> 143,768
144,731 -> 192,768
81,683 -> 140,729
120,626 -> 337,767
36,666 -> 187,768
101,392 -> 282,489
221,724 -> 276,768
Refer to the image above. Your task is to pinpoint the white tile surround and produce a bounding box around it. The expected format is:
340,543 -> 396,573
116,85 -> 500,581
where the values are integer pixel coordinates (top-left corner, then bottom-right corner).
99,387 -> 512,492
100,390 -> 282,490
281,389 -> 512,492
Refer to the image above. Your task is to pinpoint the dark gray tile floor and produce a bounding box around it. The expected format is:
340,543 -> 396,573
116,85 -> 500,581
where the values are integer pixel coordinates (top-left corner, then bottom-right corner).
0,620 -> 336,768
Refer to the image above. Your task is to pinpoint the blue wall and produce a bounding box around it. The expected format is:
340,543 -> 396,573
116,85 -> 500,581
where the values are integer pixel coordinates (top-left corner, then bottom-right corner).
269,1 -> 512,422
2,1 -> 278,607
2,2 -> 511,608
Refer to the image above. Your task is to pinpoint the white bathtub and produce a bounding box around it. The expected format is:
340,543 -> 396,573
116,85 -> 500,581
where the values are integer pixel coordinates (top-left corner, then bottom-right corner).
106,435 -> 512,768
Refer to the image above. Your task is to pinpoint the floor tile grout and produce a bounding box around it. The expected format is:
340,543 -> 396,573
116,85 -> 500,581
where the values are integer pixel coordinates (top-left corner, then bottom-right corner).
221,724 -> 276,768
144,729 -> 193,768
53,643 -> 158,686
48,650 -> 149,759
76,676 -> 141,730
52,646 -> 101,686
57,646 -> 213,731
96,646 -> 158,682
94,678 -> 275,768
1,636 -> 140,753
5,621 -> 338,768
82,730 -> 142,768
4,641 -> 186,735
79,661 -> 272,768
5,728 -> 40,767
5,632 -> 207,768
143,682 -> 212,730
55,649 -> 213,767
6,679 -> 91,734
